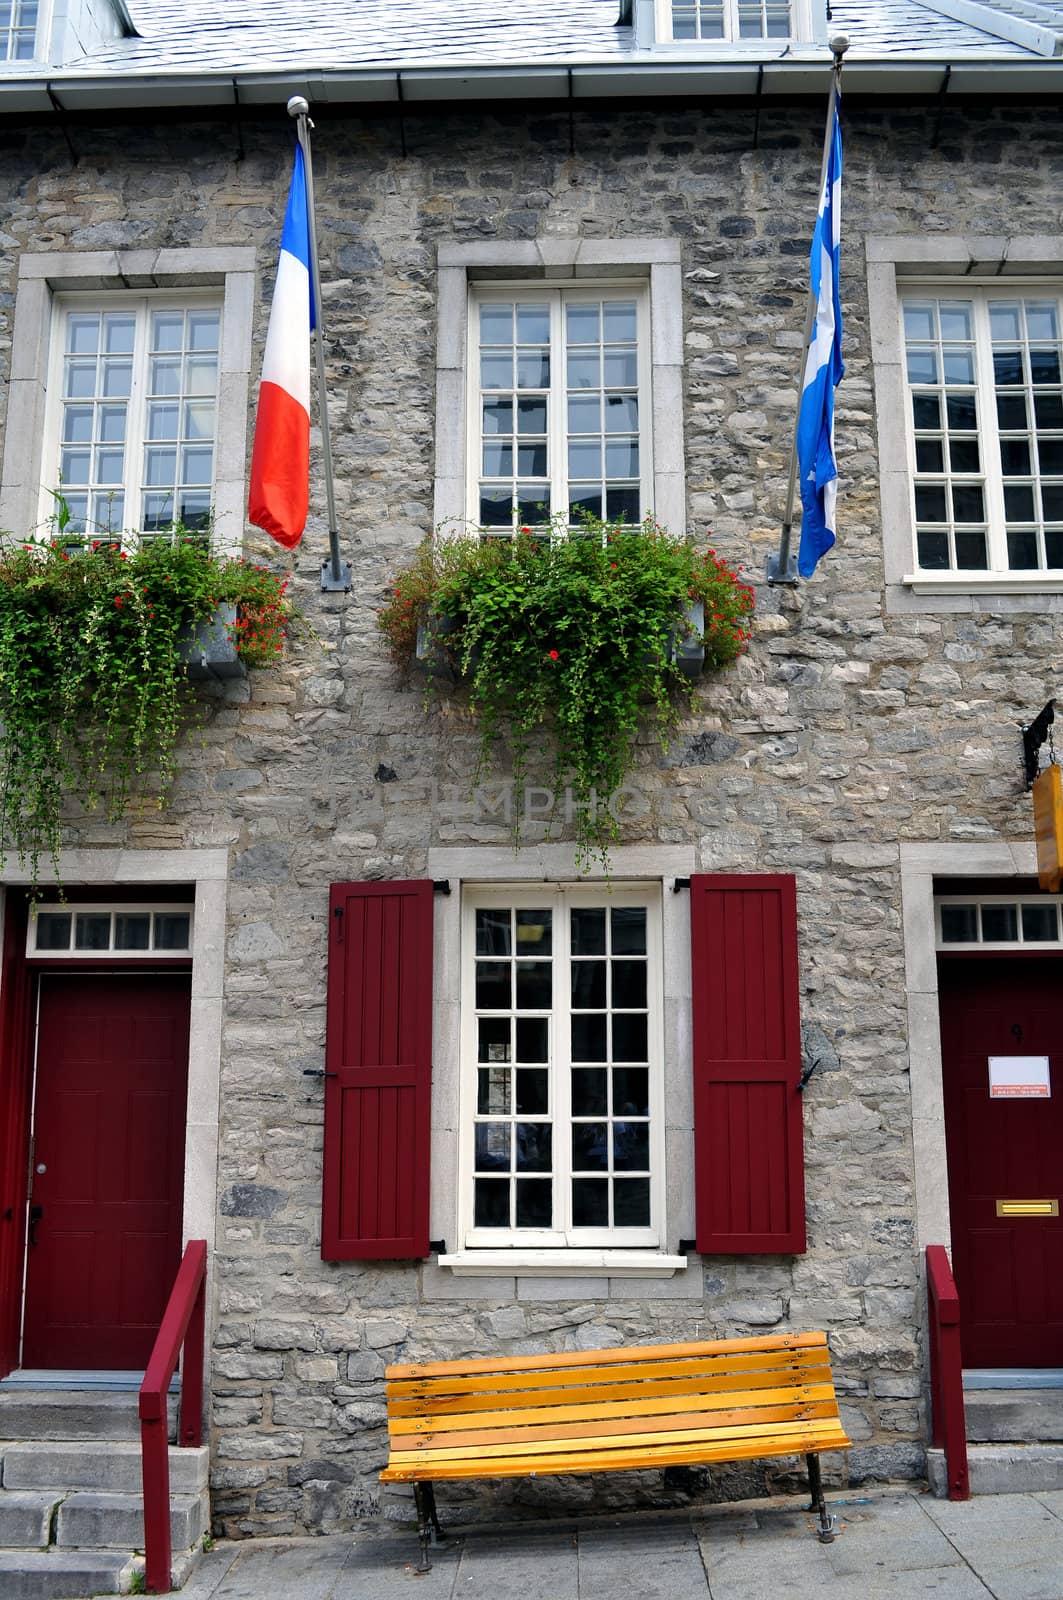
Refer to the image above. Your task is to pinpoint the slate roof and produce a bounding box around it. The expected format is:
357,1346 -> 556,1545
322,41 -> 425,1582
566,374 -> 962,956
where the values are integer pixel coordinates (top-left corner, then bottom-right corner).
32,0 -> 1050,77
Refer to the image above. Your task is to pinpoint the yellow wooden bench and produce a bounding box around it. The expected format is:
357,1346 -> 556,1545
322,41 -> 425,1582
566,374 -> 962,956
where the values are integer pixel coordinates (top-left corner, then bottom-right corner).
381,1330 -> 851,1569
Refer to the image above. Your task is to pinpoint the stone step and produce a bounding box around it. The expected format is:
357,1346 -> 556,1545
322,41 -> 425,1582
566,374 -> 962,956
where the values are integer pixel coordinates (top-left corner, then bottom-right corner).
0,1489 -> 60,1547
56,1489 -> 207,1552
964,1387 -> 1063,1442
928,1442 -> 1063,1495
0,1390 -> 176,1444
1,1441 -> 208,1496
0,1549 -> 136,1599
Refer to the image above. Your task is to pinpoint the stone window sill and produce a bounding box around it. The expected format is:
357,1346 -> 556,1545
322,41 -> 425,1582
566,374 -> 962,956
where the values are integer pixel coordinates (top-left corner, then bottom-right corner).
437,1250 -> 688,1279
904,572 -> 1063,596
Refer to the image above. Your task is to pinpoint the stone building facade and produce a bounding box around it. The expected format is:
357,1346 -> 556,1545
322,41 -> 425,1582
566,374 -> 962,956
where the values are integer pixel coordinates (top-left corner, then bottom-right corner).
0,0 -> 1061,1551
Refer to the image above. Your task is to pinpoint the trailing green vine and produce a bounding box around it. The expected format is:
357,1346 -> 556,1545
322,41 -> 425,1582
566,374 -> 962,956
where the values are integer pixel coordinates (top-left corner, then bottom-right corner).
0,533 -> 293,889
379,518 -> 755,864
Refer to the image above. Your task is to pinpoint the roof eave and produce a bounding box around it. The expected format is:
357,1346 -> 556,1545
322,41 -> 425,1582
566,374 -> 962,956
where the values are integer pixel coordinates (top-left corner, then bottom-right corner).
5,55 -> 1061,116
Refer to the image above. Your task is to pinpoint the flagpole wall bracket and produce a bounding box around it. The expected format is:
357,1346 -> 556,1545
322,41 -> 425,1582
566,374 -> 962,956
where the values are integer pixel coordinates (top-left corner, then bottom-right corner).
766,551 -> 799,586
320,557 -> 353,593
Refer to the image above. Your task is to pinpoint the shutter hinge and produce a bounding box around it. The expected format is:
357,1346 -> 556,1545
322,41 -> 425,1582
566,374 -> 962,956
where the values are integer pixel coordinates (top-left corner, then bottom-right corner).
799,1055 -> 824,1092
433,880 -> 451,895
678,1238 -> 697,1254
672,878 -> 691,893
429,1239 -> 447,1253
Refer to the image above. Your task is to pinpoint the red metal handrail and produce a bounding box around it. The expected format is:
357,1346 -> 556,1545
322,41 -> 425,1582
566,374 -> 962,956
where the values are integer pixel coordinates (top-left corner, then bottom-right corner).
139,1239 -> 208,1594
926,1244 -> 970,1501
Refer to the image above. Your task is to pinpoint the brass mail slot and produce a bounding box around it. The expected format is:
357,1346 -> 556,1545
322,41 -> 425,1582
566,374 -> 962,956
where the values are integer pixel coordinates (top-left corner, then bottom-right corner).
996,1199 -> 1060,1217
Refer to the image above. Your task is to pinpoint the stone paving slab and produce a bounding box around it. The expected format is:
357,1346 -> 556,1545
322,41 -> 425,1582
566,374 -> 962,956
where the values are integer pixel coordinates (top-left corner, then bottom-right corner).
115,1489 -> 1063,1600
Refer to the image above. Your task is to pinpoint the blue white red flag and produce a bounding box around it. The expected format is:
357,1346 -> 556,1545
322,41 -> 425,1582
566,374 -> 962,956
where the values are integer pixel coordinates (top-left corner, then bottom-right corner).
796,100 -> 843,579
249,144 -> 314,550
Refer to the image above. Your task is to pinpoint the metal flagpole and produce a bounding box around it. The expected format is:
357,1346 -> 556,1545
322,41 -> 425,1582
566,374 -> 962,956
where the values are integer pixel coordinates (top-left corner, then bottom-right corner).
766,33 -> 849,587
286,95 -> 351,593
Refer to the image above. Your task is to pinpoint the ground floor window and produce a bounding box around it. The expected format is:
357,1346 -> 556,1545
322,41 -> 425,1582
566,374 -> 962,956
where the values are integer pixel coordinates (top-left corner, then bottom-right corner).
461,884 -> 663,1250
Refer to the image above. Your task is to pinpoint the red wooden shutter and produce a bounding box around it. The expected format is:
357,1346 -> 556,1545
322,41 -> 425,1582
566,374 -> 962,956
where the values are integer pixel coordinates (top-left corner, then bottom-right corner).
321,880 -> 433,1260
690,873 -> 806,1254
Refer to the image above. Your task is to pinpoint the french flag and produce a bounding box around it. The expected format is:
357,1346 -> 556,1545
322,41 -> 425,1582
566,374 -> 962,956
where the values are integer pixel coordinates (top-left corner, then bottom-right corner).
249,145 -> 313,550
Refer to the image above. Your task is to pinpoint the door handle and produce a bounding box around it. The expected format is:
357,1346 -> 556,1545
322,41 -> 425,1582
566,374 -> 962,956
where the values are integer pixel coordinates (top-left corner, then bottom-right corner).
28,1204 -> 43,1246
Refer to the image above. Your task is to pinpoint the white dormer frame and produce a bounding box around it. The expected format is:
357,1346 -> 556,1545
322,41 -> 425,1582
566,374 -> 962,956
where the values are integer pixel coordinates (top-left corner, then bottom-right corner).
651,0 -> 824,47
1,0 -> 48,64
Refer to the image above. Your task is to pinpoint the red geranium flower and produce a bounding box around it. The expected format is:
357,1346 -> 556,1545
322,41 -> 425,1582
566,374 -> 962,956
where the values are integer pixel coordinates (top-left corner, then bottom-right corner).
548,649 -> 559,661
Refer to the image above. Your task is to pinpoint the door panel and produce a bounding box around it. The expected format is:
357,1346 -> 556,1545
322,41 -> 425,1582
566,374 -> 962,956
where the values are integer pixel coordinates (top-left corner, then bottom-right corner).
940,958 -> 1063,1367
21,974 -> 190,1369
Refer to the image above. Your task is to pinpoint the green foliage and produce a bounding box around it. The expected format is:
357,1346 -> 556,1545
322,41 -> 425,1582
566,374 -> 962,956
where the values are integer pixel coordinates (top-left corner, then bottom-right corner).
0,533 -> 293,888
379,518 -> 755,863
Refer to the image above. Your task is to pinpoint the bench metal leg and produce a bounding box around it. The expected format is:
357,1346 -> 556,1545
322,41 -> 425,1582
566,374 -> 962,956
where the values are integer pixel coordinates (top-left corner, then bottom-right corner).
413,1482 -> 433,1572
806,1452 -> 837,1543
412,1482 -> 447,1573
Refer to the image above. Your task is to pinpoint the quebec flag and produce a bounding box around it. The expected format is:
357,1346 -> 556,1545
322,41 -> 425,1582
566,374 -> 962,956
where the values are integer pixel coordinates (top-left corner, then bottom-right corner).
796,101 -> 843,579
249,144 -> 314,551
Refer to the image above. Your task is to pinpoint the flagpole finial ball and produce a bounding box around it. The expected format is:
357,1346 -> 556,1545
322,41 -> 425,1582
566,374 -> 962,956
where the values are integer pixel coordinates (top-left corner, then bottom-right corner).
287,95 -> 310,118
828,32 -> 850,55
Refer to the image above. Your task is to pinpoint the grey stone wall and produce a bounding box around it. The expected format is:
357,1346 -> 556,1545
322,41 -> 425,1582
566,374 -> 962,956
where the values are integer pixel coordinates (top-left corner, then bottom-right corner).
1,96 -> 1058,1535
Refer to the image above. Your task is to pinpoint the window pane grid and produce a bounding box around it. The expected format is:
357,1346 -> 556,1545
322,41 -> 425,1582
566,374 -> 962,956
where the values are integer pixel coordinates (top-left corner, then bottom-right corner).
472,907 -> 555,1231
988,298 -> 1063,571
473,290 -> 648,536
29,904 -> 193,956
569,905 -> 650,1231
937,898 -> 1063,948
2,0 -> 37,60
904,290 -> 1063,575
141,308 -> 220,537
903,298 -> 987,572
670,0 -> 791,39
55,299 -> 220,544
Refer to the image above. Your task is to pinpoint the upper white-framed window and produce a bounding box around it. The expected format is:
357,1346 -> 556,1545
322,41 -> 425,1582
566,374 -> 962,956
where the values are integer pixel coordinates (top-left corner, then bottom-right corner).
867,236 -> 1063,613
435,240 -> 686,541
902,287 -> 1063,579
459,882 -> 664,1250
42,292 -> 222,543
470,284 -> 651,533
2,0 -> 41,61
28,901 -> 194,958
0,248 -> 255,558
653,0 -> 817,44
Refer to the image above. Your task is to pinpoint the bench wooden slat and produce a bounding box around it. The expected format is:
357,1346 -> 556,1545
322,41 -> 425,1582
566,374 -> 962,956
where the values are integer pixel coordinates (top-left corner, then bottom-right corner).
386,1359 -> 834,1418
381,1424 -> 851,1483
384,1331 -> 826,1381
391,1380 -> 837,1440
403,1398 -> 843,1454
389,1412 -> 846,1464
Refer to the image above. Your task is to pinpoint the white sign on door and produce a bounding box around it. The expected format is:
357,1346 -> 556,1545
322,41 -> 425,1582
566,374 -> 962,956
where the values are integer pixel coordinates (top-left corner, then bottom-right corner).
988,1056 -> 1051,1098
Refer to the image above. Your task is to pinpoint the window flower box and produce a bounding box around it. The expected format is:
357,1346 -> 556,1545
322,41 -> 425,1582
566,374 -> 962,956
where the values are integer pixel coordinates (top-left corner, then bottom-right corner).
178,602 -> 247,682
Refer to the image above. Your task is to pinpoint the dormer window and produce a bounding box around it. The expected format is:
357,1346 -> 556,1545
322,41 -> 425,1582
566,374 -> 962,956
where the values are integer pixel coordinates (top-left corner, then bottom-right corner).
672,1 -> 790,39
3,0 -> 39,61
655,0 -> 816,43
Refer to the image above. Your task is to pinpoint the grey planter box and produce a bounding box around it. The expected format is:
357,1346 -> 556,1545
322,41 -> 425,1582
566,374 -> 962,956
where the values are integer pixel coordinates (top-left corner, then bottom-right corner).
415,612 -> 462,680
670,599 -> 705,679
178,603 -> 247,682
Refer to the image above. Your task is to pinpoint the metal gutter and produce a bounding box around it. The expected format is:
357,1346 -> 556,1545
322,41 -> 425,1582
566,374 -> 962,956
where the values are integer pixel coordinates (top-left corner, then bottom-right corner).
0,54 -> 1058,116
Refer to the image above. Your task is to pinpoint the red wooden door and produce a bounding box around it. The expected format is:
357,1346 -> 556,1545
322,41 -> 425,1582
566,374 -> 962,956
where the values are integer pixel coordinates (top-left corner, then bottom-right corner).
22,974 -> 190,1370
940,957 -> 1063,1367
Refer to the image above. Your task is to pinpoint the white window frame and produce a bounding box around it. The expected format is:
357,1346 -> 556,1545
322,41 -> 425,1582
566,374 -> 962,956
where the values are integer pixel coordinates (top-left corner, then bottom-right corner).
900,282 -> 1063,582
27,901 -> 194,958
459,882 -> 664,1252
935,894 -> 1063,952
0,248 -> 255,559
40,289 -> 223,547
653,0 -> 819,45
467,282 -> 653,534
2,0 -> 44,62
868,235 -> 1063,614
435,240 -> 686,542
426,845 -> 696,1287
